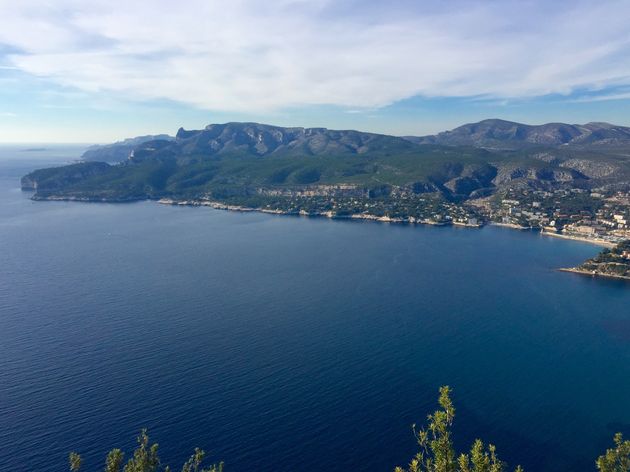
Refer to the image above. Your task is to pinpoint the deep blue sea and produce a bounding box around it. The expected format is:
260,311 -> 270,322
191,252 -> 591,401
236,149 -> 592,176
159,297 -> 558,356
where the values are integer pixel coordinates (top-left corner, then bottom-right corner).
0,146 -> 629,471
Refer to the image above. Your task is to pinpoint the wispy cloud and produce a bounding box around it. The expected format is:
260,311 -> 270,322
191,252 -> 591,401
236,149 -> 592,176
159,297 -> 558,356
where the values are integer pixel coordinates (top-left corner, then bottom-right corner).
570,92 -> 630,103
0,112 -> 17,117
1,0 -> 630,112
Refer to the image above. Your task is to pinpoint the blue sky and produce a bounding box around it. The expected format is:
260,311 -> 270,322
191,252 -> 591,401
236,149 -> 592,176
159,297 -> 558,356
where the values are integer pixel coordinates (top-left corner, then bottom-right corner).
1,0 -> 630,143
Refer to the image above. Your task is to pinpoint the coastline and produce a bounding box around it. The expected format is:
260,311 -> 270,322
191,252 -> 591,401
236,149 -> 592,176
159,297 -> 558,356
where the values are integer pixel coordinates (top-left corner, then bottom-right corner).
27,193 -> 630,285
540,230 -> 616,248
31,193 -> 144,203
156,198 -> 474,227
26,194 -> 622,247
558,267 -> 630,281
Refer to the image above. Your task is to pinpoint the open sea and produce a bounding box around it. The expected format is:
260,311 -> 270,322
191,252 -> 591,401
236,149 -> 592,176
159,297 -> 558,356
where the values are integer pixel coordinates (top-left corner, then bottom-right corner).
0,145 -> 629,471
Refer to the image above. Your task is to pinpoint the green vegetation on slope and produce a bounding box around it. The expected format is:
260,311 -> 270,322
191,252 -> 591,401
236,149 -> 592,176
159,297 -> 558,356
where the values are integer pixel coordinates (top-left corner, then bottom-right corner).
22,122 -> 630,204
25,146 -> 497,202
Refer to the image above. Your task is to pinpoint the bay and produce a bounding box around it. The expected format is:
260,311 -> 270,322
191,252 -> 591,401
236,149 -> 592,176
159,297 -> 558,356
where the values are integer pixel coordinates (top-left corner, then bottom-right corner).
0,147 -> 629,471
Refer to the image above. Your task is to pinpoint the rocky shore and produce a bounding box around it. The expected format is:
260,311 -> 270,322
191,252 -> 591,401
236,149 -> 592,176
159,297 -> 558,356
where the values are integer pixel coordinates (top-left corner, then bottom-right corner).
156,198 -> 468,227
560,240 -> 630,282
558,267 -> 630,281
31,194 -> 144,203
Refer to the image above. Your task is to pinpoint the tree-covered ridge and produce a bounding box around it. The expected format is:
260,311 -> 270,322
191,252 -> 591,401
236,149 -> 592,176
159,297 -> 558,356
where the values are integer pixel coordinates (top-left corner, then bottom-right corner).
24,142 -> 497,202
21,122 -> 630,204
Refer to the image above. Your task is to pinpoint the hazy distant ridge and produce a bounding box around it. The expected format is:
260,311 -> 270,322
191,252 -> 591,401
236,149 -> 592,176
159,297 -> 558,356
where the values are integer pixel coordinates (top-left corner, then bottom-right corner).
407,119 -> 630,149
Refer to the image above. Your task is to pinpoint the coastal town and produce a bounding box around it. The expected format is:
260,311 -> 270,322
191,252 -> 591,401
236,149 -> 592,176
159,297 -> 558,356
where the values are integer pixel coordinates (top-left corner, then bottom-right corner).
161,187 -> 630,246
478,188 -> 630,246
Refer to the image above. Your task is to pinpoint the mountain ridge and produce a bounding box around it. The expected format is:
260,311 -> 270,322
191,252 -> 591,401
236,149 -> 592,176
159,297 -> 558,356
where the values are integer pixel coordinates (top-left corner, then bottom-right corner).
23,120 -> 630,203
407,118 -> 630,149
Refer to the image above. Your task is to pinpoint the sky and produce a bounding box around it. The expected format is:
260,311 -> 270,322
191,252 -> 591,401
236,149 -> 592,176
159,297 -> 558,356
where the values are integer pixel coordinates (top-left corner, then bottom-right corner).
1,0 -> 630,143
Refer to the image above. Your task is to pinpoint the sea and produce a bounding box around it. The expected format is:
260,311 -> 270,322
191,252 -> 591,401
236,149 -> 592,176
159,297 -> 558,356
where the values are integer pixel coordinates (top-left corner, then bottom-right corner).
0,145 -> 629,471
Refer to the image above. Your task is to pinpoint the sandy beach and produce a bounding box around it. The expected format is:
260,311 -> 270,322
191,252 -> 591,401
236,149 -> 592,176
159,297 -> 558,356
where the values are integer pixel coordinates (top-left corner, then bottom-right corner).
540,230 -> 616,248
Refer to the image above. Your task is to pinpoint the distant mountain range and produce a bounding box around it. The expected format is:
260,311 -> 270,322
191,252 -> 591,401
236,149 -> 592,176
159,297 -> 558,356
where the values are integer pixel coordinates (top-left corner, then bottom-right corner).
23,120 -> 630,203
406,119 -> 630,149
83,120 -> 630,164
82,123 -> 417,163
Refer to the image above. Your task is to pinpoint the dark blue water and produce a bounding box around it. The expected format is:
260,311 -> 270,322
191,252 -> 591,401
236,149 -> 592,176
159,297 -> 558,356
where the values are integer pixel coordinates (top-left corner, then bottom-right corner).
1,147 -> 629,472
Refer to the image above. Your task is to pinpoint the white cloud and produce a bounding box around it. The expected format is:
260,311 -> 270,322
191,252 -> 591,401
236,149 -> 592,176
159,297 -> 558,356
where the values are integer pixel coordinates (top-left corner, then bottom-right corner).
1,0 -> 630,112
570,91 -> 630,103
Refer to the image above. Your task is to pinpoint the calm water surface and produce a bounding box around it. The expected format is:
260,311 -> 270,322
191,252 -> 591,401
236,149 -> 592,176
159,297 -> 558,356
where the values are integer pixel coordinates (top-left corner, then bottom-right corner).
0,147 -> 629,471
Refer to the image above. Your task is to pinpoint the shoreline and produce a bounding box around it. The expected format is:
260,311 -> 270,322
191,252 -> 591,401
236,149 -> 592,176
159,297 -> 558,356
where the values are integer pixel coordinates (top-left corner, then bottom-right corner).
156,198 -> 475,228
26,193 -> 630,286
27,194 -> 623,247
31,194 -> 144,203
540,230 -> 616,248
558,267 -> 630,281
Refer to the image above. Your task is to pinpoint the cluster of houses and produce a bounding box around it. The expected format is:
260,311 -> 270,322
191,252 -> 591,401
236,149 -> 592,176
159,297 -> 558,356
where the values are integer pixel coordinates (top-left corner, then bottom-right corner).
484,189 -> 630,243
